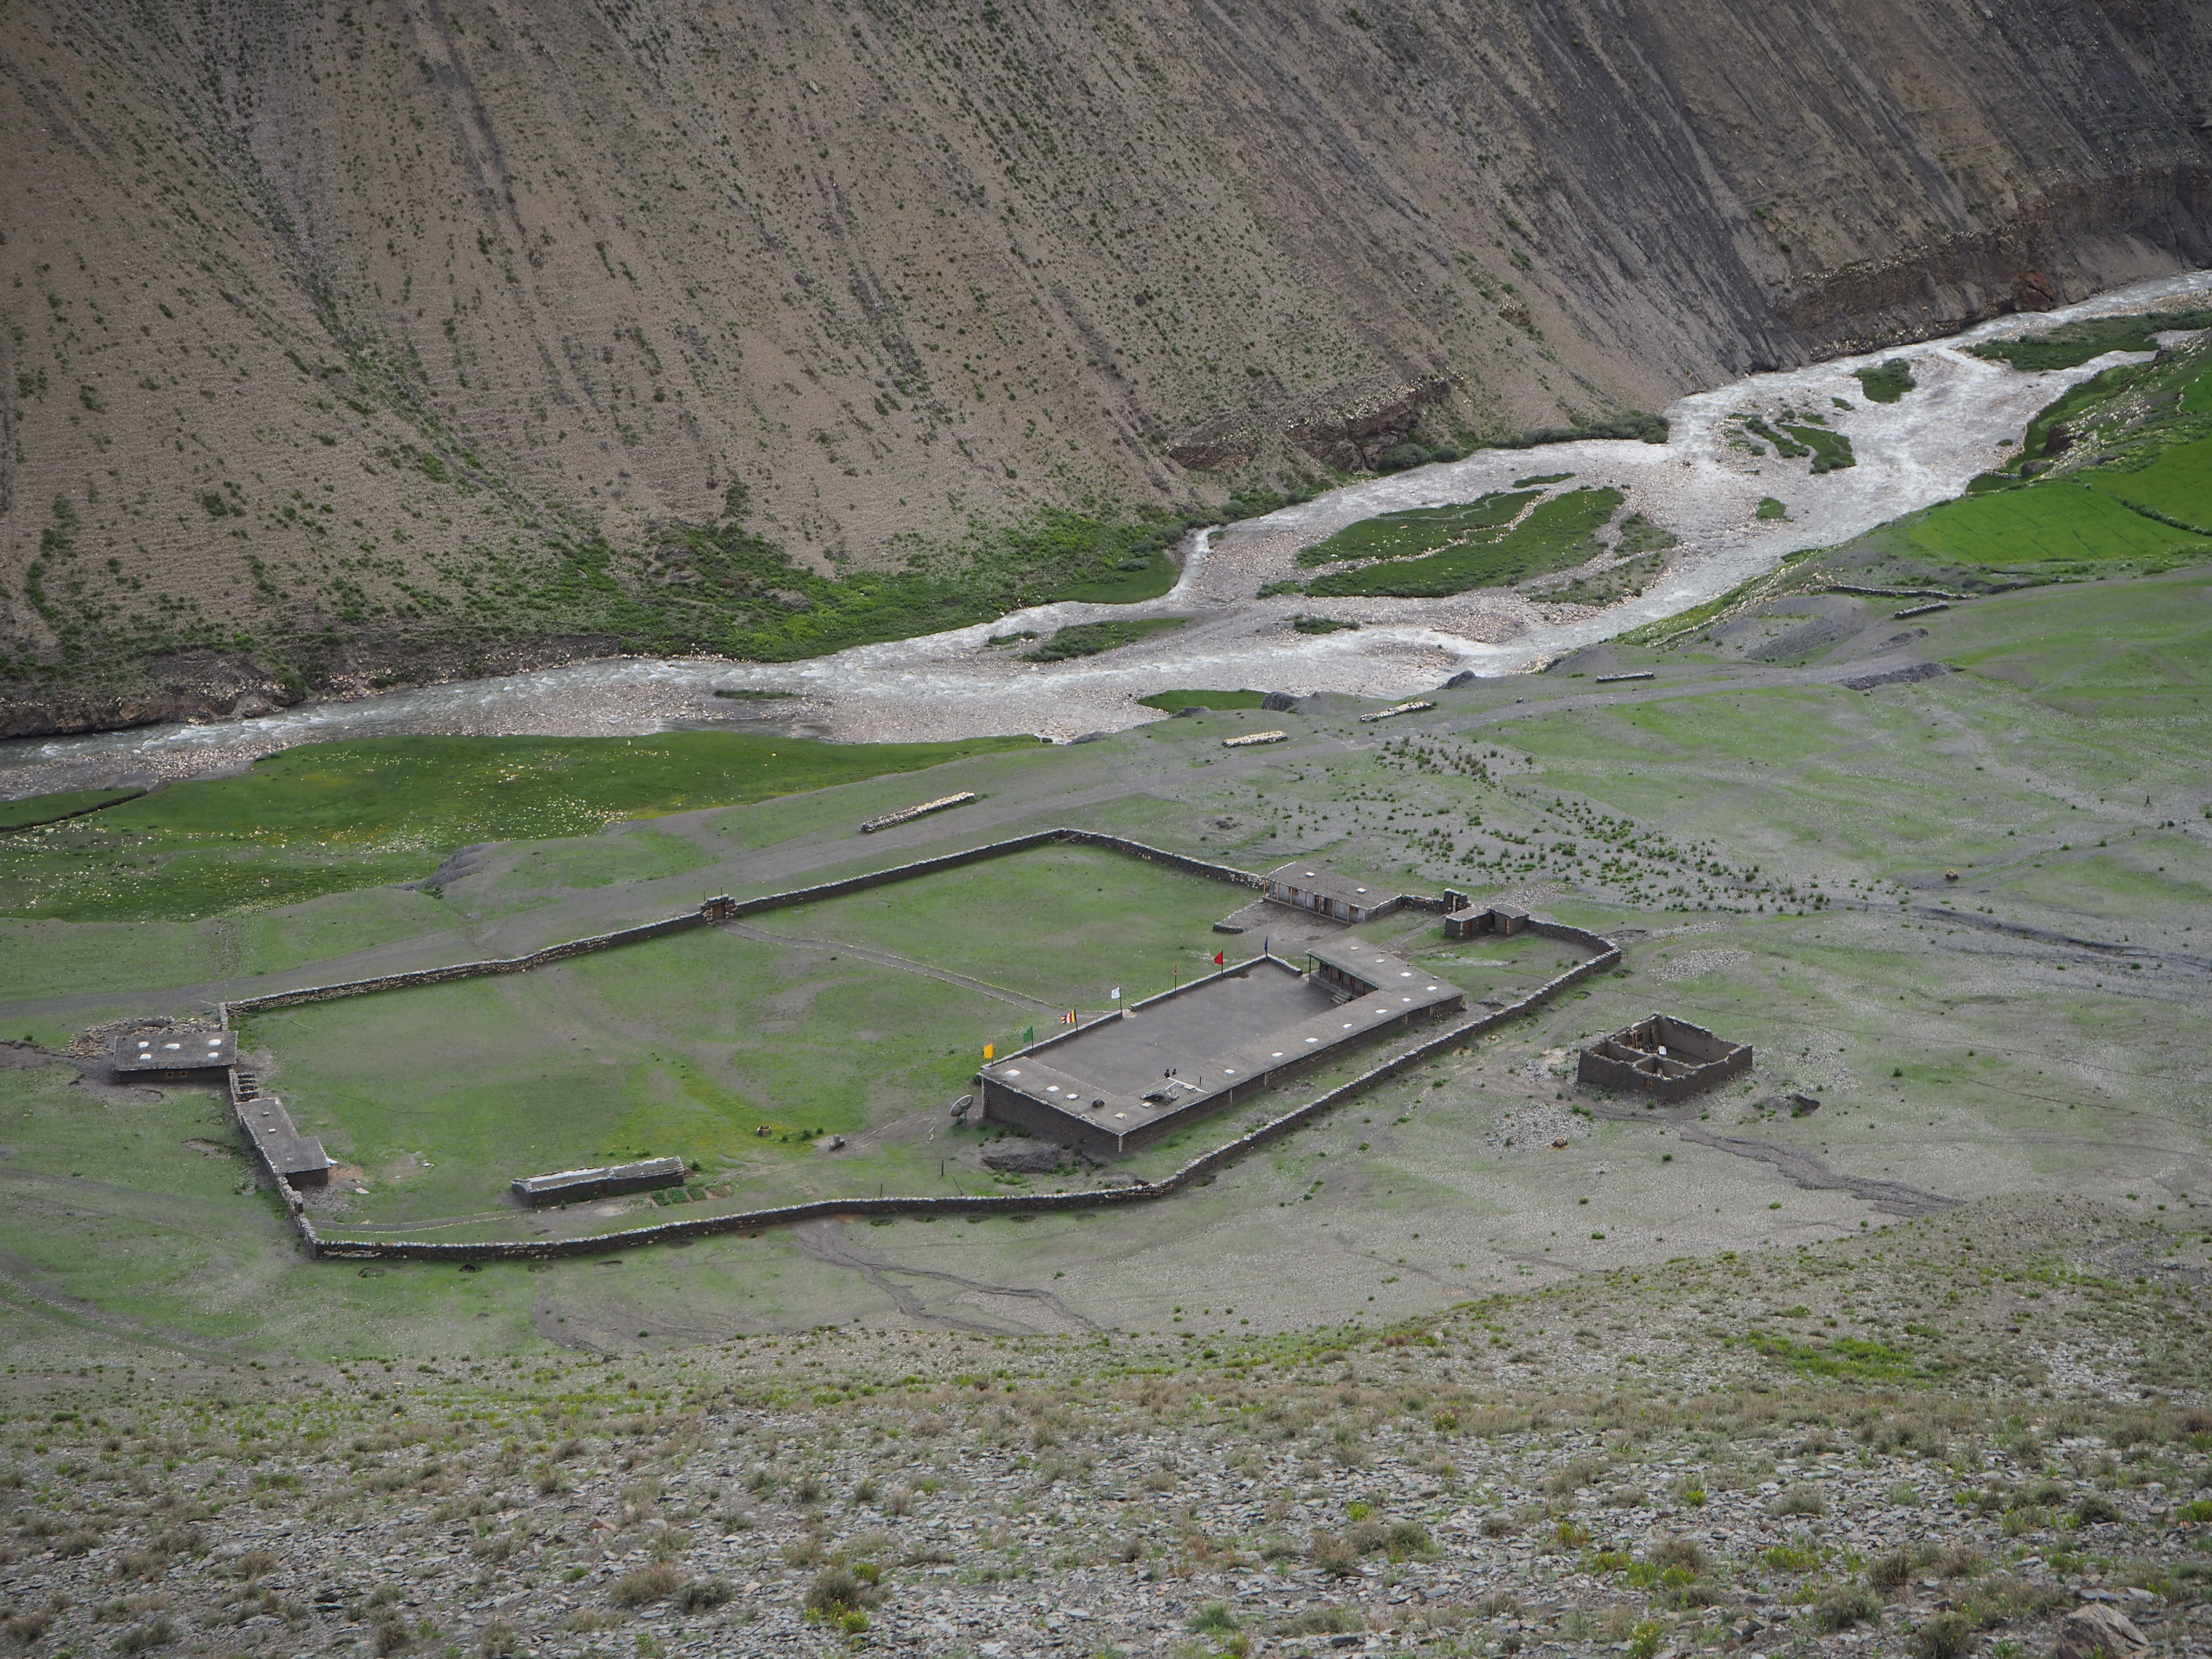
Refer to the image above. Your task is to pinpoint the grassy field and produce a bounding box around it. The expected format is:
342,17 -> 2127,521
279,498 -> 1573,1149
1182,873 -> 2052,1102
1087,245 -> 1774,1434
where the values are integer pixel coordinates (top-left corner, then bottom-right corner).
1309,488 -> 1624,597
2085,433 -> 2212,527
0,731 -> 1038,923
235,844 -> 1255,1230
0,785 -> 143,830
1906,483 -> 2207,568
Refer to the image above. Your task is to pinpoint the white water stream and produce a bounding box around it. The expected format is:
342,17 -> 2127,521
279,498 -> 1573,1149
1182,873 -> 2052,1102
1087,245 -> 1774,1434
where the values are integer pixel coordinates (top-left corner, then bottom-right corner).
3,269 -> 2206,794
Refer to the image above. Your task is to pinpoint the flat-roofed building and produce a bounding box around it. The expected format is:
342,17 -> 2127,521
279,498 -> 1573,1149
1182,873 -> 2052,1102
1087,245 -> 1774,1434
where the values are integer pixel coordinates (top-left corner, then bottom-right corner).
978,946 -> 1462,1155
116,1030 -> 235,1074
1261,862 -> 1400,925
510,1157 -> 687,1206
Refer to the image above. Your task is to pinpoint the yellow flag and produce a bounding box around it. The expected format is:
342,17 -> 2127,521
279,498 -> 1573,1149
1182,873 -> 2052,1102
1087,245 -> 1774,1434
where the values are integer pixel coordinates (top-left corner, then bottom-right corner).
982,1042 -> 994,1060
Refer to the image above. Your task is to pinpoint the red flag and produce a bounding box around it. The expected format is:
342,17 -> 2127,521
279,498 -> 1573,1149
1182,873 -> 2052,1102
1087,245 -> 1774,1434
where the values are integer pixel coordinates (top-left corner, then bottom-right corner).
1213,951 -> 1225,966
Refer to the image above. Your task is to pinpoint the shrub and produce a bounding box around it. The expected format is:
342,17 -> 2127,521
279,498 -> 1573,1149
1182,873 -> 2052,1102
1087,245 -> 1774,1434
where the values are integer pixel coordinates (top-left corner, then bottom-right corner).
1385,1520 -> 1433,1559
1912,1610 -> 1974,1659
675,1579 -> 733,1612
2074,1493 -> 2124,1525
1544,1455 -> 1610,1497
1769,1486 -> 1827,1518
1652,1536 -> 1708,1577
1308,1531 -> 1360,1577
804,1566 -> 875,1619
1814,1588 -> 1881,1631
478,1618 -> 522,1658
1937,1544 -> 1985,1579
1870,1548 -> 1917,1592
1275,1604 -> 1359,1635
1190,1602 -> 1238,1635
608,1564 -> 682,1607
114,1617 -> 176,1655
374,1616 -> 412,1655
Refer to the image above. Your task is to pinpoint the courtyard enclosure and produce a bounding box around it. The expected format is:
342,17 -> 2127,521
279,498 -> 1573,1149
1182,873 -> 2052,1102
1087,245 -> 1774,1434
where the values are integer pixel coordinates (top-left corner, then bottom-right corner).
198,830 -> 1616,1260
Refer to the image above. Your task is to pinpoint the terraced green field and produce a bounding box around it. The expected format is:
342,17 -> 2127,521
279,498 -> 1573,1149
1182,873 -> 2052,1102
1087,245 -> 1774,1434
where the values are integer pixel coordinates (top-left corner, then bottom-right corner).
2086,434 -> 2212,527
1906,482 -> 2207,568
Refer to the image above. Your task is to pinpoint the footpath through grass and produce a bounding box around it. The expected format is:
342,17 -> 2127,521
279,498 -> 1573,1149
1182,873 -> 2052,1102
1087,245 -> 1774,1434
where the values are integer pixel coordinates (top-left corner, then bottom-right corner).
0,731 -> 1038,923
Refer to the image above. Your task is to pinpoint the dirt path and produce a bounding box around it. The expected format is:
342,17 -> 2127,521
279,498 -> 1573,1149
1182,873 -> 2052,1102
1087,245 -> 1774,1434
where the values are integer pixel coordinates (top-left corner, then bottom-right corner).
792,1220 -> 1102,1334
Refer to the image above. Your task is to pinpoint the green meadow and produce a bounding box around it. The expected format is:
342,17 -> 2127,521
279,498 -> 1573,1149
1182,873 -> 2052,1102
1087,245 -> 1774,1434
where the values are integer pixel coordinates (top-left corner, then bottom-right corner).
0,731 -> 1037,923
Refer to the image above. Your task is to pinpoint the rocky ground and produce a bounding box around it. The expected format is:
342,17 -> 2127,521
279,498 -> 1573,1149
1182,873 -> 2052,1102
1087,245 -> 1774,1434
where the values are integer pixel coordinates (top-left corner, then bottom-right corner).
3,1199 -> 2206,1659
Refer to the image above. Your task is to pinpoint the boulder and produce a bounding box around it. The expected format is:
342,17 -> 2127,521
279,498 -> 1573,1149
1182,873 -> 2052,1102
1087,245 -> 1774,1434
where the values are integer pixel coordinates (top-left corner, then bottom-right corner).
1259,690 -> 1302,713
2051,1603 -> 2148,1659
2016,268 -> 2062,312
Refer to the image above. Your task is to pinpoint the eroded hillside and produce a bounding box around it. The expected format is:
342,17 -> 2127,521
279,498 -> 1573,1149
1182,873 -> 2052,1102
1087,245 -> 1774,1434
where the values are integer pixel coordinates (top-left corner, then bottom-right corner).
3,0 -> 2209,729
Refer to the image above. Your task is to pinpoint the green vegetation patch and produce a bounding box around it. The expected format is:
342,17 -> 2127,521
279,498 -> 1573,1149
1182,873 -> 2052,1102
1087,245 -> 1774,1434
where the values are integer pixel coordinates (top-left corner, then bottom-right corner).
0,786 -> 144,831
1745,1330 -> 1929,1384
1309,488 -> 1624,597
1021,617 -> 1188,661
1756,498 -> 1790,521
1907,485 -> 2208,569
1513,472 -> 1575,488
1136,690 -> 1270,711
1743,418 -> 1807,459
2083,434 -> 2212,530
1292,615 -> 1360,634
1295,491 -> 1540,568
1852,359 -> 1916,404
0,731 -> 1037,923
1968,309 -> 2212,372
1781,423 -> 1855,474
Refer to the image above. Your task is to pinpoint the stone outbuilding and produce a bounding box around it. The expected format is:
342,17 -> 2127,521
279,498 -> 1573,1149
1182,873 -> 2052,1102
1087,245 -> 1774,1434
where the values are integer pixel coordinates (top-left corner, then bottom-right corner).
1443,901 -> 1527,938
1261,862 -> 1400,924
1577,1014 -> 1752,1102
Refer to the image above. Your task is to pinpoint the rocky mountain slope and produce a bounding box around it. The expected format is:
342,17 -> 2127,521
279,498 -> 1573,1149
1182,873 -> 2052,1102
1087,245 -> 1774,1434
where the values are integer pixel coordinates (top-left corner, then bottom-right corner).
1,1200 -> 2206,1659
3,0 -> 2209,730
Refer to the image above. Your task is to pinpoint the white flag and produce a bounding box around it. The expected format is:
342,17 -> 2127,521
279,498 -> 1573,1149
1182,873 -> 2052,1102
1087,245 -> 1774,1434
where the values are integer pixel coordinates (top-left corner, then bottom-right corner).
1109,987 -> 1121,1000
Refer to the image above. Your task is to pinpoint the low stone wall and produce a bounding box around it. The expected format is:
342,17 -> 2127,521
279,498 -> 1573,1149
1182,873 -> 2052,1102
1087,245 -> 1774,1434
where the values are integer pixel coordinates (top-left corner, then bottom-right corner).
226,830 -> 1264,1020
225,911 -> 714,1013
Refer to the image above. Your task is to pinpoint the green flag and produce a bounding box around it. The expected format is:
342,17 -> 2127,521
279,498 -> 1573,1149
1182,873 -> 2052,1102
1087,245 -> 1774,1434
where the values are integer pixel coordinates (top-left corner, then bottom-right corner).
1022,1027 -> 1034,1045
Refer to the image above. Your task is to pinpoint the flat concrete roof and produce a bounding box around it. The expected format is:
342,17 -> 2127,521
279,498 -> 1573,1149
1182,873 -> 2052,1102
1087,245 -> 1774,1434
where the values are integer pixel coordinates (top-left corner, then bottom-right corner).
1262,862 -> 1388,907
980,948 -> 1463,1151
1307,937 -> 1438,992
116,1031 -> 234,1072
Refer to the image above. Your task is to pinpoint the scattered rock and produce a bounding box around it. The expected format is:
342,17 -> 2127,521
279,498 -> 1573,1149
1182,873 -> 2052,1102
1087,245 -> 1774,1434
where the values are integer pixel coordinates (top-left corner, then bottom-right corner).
1842,661 -> 1957,692
1260,691 -> 1302,712
981,1138 -> 1063,1173
2052,1603 -> 2148,1659
1171,704 -> 1209,718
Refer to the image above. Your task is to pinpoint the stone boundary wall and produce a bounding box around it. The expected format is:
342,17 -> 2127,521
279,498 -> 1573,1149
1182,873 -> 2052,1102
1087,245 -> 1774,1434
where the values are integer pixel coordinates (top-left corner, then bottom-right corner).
224,912 -> 714,1013
220,830 -> 1267,1020
297,920 -> 1622,1262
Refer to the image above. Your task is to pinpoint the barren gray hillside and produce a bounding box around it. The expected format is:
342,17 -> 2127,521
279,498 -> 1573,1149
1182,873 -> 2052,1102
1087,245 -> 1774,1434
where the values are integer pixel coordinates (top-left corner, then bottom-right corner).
3,0 -> 2208,730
